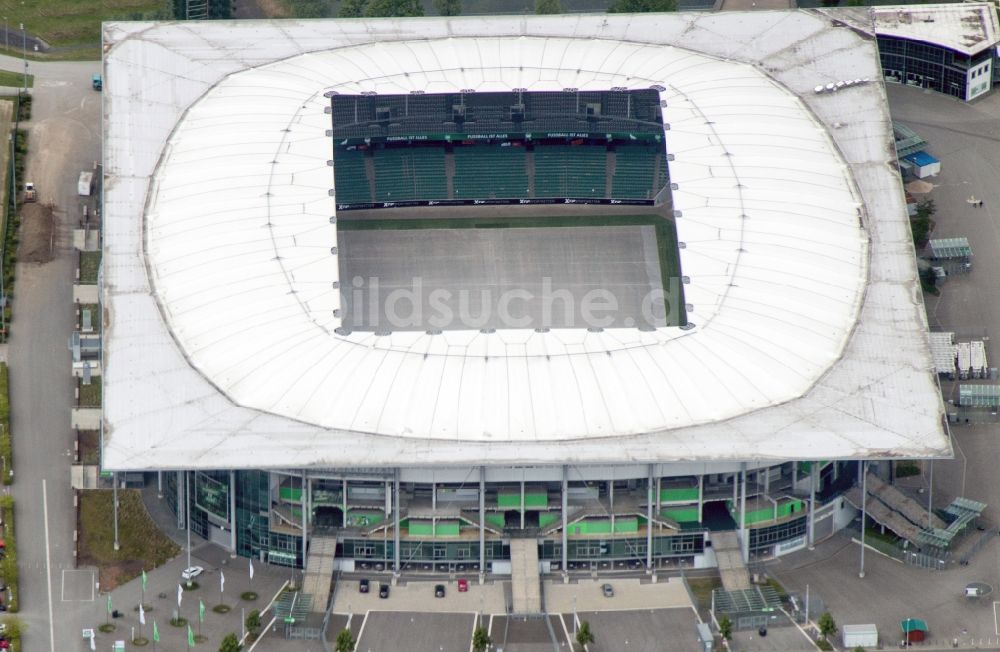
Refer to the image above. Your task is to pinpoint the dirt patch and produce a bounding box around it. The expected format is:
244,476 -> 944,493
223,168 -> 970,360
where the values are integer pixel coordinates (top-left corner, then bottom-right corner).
18,202 -> 55,263
905,180 -> 935,195
78,429 -> 100,465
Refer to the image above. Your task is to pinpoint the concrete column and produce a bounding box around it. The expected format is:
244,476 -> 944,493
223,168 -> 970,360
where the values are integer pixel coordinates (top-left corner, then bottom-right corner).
561,466 -> 568,574
157,471 -> 163,499
808,463 -> 817,550
432,481 -> 437,513
791,462 -> 798,492
927,460 -> 934,529
646,465 -> 654,571
739,464 -> 748,562
520,477 -> 526,529
609,479 -> 615,535
859,460 -> 867,579
342,479 -> 348,528
229,470 -> 237,554
301,471 -> 308,570
697,474 -> 704,522
732,473 -> 738,505
176,470 -> 185,530
763,465 -> 770,495
656,476 -> 663,533
393,469 -> 401,574
479,467 -> 486,578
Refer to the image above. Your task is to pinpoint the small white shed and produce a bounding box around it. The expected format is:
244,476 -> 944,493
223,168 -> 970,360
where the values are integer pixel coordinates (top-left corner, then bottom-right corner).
843,623 -> 878,648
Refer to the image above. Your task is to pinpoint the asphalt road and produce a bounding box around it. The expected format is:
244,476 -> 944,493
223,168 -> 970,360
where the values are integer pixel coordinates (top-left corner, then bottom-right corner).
0,53 -> 101,651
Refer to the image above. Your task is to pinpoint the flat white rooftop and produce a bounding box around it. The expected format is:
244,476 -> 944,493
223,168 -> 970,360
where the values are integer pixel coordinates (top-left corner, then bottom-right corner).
838,3 -> 1000,57
102,13 -> 950,471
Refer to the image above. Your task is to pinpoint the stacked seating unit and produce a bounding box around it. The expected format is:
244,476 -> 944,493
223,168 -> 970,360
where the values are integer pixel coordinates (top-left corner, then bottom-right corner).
453,145 -> 529,199
372,147 -> 448,202
612,144 -> 665,200
533,145 -> 607,199
332,148 -> 373,205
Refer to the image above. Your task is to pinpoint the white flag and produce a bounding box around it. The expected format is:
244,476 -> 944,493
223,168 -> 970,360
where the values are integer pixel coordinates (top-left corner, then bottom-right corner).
220,571 -> 225,593
249,559 -> 255,581
139,603 -> 146,625
177,583 -> 183,608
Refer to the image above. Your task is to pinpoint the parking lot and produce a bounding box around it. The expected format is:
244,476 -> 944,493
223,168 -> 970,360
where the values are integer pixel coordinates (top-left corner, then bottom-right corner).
576,608 -> 705,652
355,611 -> 476,652
332,574 -> 506,614
544,576 -> 692,613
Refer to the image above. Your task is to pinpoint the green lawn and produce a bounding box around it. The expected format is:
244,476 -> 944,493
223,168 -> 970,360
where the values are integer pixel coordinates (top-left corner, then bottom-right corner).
1,0 -> 170,51
686,576 -> 722,610
0,71 -> 32,89
78,376 -> 102,408
79,250 -> 101,284
79,489 -> 181,590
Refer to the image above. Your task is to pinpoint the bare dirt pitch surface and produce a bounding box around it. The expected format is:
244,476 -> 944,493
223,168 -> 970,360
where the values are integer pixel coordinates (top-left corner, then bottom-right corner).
18,202 -> 55,263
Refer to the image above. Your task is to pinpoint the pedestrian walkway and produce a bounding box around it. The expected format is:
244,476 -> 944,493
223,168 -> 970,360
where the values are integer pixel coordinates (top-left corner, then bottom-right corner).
510,539 -> 542,614
714,531 -> 751,591
303,534 -> 337,613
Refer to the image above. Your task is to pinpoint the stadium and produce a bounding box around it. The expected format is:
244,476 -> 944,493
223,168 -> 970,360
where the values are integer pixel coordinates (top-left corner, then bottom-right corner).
101,11 -> 950,590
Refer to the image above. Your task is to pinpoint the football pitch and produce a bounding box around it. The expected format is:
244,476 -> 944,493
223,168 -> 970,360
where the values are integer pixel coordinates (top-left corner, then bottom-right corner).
336,213 -> 686,332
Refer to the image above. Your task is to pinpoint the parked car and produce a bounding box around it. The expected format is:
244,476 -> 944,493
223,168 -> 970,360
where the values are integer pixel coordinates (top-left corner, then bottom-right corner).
602,583 -> 614,598
457,578 -> 469,592
181,566 -> 204,581
359,578 -> 370,593
434,584 -> 446,598
379,583 -> 390,599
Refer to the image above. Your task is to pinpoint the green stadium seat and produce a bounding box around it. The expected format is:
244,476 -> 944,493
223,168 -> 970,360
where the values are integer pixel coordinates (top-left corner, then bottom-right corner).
453,145 -> 529,199
612,144 -> 666,200
372,147 -> 447,202
533,145 -> 607,199
333,148 -> 372,205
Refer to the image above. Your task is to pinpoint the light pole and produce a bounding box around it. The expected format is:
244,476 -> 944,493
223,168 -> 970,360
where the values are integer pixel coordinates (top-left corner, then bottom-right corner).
186,471 -> 193,585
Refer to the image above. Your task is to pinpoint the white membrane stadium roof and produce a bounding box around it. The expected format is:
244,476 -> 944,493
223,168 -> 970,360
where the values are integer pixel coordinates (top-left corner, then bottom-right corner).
103,13 -> 950,471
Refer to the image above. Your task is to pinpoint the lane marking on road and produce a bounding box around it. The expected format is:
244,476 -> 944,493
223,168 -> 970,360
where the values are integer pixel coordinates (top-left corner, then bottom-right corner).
993,601 -> 999,635
559,612 -> 573,649
487,613 -> 494,636
355,609 -> 371,646
43,479 -> 56,652
468,612 -> 477,652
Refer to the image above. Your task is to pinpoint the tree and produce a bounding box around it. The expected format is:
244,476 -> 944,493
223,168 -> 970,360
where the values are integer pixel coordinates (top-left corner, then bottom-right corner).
818,612 -> 837,640
535,0 -> 563,14
472,625 -> 492,652
335,628 -> 357,652
434,0 -> 463,15
608,0 -> 677,11
364,0 -> 424,16
576,620 -> 595,648
245,610 -> 261,635
218,633 -> 242,652
339,0 -> 367,16
718,615 -> 733,641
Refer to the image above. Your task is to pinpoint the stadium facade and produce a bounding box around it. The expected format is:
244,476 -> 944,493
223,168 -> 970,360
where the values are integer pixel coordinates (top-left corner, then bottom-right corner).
102,12 -> 950,574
